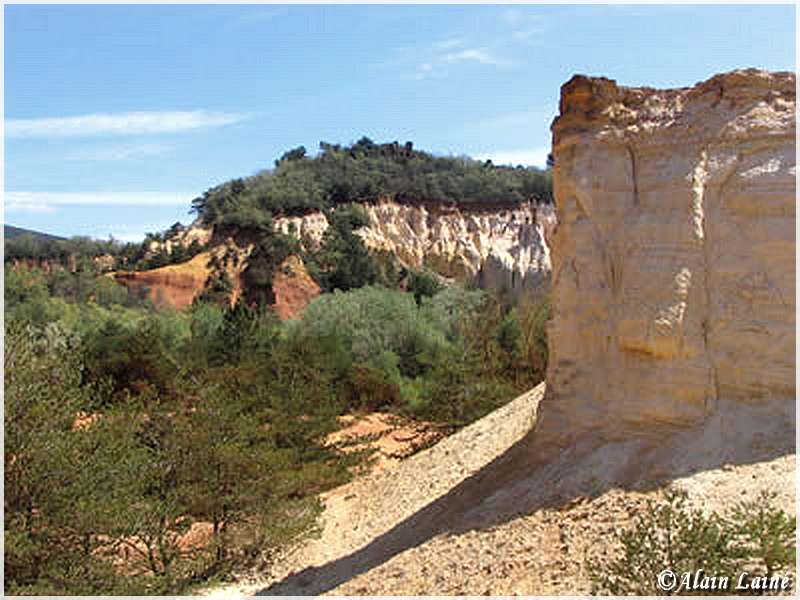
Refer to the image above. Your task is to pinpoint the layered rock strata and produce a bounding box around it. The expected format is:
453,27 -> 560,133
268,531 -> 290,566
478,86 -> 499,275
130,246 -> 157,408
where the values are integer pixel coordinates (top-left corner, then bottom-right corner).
539,69 -> 796,443
275,198 -> 555,299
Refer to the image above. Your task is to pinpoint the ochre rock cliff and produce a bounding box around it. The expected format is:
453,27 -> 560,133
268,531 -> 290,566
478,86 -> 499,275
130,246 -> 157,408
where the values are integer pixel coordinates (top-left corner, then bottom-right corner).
113,252 -> 213,309
270,255 -> 322,319
540,69 -> 795,443
114,248 -> 319,318
127,197 -> 554,314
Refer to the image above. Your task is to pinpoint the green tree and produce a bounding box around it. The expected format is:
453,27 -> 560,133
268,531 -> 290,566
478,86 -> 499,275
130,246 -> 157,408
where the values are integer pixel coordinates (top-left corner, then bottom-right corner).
4,322 -> 147,594
313,206 -> 379,292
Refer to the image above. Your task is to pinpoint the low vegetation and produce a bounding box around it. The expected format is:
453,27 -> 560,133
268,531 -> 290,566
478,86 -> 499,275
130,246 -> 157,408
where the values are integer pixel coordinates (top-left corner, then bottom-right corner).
588,489 -> 796,595
4,256 -> 549,594
5,223 -> 208,275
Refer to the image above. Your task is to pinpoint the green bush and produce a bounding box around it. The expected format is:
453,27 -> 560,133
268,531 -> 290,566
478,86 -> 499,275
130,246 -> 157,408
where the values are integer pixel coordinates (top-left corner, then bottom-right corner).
289,285 -> 444,373
588,489 -> 796,595
342,363 -> 403,411
306,205 -> 381,293
4,319 -> 355,595
407,269 -> 444,304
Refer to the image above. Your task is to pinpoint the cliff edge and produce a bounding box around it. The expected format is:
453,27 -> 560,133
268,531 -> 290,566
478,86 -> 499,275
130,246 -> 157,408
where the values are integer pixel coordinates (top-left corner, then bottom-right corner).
541,68 -> 795,445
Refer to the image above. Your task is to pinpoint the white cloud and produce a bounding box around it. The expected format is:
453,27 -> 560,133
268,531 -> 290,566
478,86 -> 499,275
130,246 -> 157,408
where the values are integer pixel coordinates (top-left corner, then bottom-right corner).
64,142 -> 173,162
6,110 -> 248,138
415,47 -> 511,80
5,191 -> 194,213
475,147 -> 550,168
4,200 -> 56,214
442,48 -> 510,67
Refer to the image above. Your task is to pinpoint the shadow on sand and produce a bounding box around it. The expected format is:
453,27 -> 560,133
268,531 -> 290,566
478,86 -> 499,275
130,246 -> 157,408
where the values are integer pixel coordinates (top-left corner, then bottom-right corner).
257,398 -> 795,595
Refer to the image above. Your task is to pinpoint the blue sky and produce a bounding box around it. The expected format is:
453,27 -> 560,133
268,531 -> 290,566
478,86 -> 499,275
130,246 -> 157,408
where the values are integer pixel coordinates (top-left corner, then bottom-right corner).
4,4 -> 795,241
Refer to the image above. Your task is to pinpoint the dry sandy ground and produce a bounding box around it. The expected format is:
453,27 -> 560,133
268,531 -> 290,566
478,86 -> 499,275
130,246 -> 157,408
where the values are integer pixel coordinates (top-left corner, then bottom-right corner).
204,383 -> 795,596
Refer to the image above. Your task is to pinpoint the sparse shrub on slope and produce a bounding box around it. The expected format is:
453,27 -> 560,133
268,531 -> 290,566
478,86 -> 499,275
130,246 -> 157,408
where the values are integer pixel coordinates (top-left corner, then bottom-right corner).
588,489 -> 796,596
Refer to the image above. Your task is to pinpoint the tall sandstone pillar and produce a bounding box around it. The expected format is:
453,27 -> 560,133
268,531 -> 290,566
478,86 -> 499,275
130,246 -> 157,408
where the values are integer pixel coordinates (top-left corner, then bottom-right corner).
540,69 -> 795,445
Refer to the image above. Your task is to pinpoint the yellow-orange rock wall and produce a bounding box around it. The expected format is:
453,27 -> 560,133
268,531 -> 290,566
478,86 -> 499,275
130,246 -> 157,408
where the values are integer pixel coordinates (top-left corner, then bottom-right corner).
541,69 -> 795,441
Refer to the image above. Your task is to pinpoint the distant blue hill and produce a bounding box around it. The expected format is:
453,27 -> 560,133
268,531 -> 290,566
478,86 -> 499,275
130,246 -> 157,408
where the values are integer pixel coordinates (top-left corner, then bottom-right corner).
4,225 -> 65,242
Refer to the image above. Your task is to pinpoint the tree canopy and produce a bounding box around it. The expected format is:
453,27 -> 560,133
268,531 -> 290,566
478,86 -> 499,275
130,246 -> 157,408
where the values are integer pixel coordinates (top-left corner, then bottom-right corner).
191,137 -> 553,228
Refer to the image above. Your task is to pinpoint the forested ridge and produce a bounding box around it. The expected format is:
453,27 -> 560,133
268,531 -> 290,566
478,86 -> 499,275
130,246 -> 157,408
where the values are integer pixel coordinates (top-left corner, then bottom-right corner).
191,137 -> 553,230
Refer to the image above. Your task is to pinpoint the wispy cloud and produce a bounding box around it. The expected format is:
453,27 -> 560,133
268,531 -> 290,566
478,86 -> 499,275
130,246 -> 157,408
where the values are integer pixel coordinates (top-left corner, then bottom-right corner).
441,48 -> 509,67
511,27 -> 545,43
475,147 -> 550,168
5,191 -> 193,213
64,142 -> 174,162
415,46 -> 511,80
6,110 -> 248,138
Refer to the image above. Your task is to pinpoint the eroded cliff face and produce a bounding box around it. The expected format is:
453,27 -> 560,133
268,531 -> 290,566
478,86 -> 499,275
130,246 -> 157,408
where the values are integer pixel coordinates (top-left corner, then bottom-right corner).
540,69 -> 795,443
275,198 -> 555,299
113,252 -> 214,309
114,246 -> 319,318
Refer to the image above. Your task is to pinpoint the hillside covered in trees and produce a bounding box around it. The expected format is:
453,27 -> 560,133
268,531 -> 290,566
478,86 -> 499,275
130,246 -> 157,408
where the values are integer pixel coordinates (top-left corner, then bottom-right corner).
191,137 -> 553,230
4,138 -> 554,593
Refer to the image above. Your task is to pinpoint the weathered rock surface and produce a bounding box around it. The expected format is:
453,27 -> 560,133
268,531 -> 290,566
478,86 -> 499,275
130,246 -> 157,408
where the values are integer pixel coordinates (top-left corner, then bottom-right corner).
113,248 -> 318,318
275,198 -> 554,299
540,68 -> 796,442
132,197 -> 554,312
113,251 -> 213,309
270,255 -> 321,319
361,200 -> 553,299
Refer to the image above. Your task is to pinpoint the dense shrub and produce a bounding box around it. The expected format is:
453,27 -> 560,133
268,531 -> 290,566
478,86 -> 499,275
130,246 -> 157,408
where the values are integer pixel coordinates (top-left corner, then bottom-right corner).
4,319 -> 352,594
288,285 -> 443,370
288,285 -> 549,423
